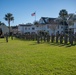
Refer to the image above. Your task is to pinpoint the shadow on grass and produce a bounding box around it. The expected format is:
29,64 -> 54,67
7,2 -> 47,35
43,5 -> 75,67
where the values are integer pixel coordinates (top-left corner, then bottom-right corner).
29,40 -> 76,47
14,38 -> 76,47
41,42 -> 76,47
66,44 -> 76,47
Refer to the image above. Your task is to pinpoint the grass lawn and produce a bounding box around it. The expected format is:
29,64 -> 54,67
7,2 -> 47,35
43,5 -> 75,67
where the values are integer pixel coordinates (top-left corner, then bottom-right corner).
0,38 -> 76,75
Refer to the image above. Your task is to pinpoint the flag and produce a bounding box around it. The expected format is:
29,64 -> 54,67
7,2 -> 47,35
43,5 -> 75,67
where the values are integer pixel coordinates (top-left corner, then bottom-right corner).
31,12 -> 35,16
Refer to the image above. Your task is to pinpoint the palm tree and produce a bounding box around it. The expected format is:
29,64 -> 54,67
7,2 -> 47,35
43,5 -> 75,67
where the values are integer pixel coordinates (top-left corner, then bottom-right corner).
59,9 -> 68,18
4,13 -> 14,35
59,9 -> 68,33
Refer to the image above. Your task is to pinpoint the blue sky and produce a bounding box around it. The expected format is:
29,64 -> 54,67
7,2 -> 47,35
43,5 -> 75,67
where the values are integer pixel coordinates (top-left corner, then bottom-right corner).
0,0 -> 76,26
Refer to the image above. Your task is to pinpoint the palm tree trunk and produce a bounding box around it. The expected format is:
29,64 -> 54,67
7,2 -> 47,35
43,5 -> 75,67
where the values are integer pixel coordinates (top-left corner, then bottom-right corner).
8,20 -> 10,36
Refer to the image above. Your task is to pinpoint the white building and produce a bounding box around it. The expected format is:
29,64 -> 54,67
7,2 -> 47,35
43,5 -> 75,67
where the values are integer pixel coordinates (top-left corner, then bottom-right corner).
38,17 -> 67,35
0,24 -> 9,35
18,23 -> 37,34
17,17 -> 76,35
17,17 -> 68,35
17,18 -> 58,35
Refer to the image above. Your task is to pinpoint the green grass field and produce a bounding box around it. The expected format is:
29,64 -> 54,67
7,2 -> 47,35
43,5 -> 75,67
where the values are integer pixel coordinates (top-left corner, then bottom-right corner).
0,38 -> 76,75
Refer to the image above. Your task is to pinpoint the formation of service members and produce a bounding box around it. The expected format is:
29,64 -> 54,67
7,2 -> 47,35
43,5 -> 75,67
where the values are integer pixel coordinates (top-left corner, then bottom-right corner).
3,31 -> 76,45
36,31 -> 76,45
37,32 -> 50,43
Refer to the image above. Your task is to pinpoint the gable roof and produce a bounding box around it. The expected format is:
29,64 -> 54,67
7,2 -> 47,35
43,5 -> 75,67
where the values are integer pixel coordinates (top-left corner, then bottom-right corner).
40,17 -> 57,24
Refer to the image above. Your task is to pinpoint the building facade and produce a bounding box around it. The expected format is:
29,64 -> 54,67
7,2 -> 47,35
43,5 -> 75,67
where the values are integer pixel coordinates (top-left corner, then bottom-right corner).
17,17 -> 76,35
18,23 -> 37,34
0,24 -> 9,35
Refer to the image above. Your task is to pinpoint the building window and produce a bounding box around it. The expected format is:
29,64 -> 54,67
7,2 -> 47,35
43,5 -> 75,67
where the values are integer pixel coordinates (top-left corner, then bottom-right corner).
32,27 -> 35,30
25,27 -> 27,30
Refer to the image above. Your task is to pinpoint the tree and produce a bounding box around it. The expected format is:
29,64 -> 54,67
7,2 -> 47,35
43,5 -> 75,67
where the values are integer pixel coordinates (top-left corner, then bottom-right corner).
59,9 -> 68,18
59,9 -> 68,33
4,13 -> 14,35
